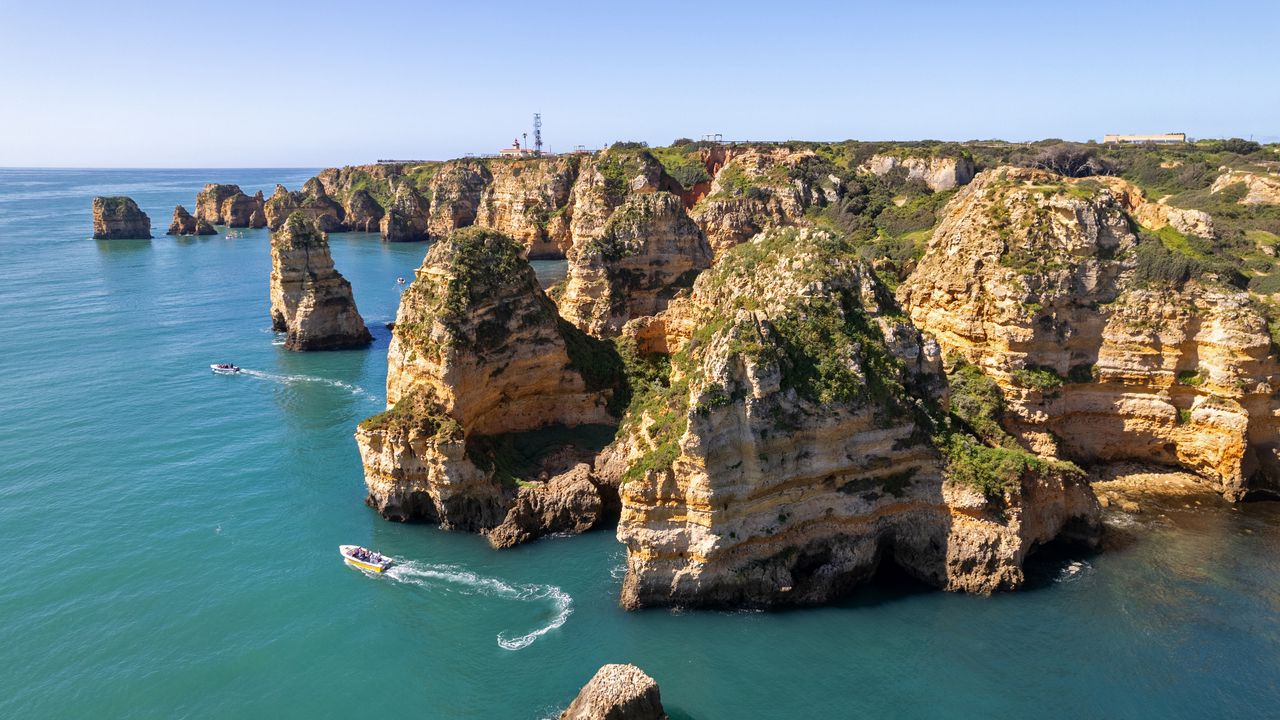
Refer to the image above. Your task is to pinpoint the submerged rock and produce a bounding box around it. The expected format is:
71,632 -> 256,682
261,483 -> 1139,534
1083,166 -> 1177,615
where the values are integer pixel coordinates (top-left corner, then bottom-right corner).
355,228 -> 622,536
614,227 -> 1099,609
561,664 -> 666,720
268,212 -> 372,351
165,205 -> 215,236
92,196 -> 151,239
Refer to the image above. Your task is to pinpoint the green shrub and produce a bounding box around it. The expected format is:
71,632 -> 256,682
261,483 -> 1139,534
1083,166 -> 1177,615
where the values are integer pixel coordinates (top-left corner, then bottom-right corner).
1176,369 -> 1206,387
1011,365 -> 1065,392
1067,363 -> 1096,384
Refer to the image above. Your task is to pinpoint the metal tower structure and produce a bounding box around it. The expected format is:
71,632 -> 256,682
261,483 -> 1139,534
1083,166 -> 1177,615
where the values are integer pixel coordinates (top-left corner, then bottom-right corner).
533,113 -> 543,155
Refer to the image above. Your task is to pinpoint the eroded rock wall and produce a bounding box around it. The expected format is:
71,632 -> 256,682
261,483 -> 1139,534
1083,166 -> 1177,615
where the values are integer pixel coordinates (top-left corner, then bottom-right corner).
268,213 -> 372,351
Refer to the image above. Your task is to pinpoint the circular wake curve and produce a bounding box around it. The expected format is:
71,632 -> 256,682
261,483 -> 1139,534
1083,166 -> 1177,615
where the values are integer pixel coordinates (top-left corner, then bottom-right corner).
384,560 -> 572,650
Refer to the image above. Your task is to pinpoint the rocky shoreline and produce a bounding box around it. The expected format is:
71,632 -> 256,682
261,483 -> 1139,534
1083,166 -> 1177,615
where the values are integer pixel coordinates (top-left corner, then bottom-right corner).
338,139 -> 1280,610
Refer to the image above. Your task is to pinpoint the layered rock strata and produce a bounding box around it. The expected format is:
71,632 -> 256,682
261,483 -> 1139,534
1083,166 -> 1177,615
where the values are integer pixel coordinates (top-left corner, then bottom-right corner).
561,664 -> 666,720
355,228 -> 621,535
264,180 -> 346,232
195,184 -> 266,227
858,153 -> 977,192
268,213 -> 372,351
91,196 -> 151,239
615,227 -> 1100,609
897,167 -> 1280,499
1211,171 -> 1280,205
165,205 -> 215,236
558,191 -> 712,337
380,181 -> 430,242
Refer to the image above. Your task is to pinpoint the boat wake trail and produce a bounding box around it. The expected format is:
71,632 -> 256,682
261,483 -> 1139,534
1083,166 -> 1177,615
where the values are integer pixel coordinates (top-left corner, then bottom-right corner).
237,369 -> 372,398
385,561 -> 572,650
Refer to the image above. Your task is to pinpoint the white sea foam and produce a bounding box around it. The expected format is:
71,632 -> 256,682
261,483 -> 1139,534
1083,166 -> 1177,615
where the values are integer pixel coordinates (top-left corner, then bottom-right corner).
237,368 -> 371,398
1054,560 -> 1093,584
385,561 -> 572,651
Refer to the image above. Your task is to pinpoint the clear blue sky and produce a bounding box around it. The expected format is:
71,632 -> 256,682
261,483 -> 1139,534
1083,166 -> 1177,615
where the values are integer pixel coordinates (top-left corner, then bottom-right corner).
1,0 -> 1275,167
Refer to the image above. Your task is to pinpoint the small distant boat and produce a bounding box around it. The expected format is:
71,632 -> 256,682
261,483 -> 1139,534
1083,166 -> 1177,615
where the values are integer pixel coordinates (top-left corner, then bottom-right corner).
210,363 -> 241,374
396,277 -> 406,285
225,230 -> 244,239
340,545 -> 393,573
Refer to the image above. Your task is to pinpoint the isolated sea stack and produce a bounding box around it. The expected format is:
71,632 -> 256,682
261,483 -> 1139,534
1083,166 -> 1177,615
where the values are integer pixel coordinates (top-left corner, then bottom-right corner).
268,212 -> 372,351
561,664 -> 666,720
91,196 -> 151,239
165,205 -> 215,236
195,183 -> 267,228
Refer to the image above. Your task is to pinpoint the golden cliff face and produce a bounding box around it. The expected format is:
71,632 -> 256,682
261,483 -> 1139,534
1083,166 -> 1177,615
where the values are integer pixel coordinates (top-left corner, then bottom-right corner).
690,147 -> 842,255
357,228 -> 621,532
557,191 -> 712,338
615,227 -> 1100,609
268,213 -> 372,351
473,157 -> 577,259
857,153 -> 976,192
195,184 -> 265,228
897,167 -> 1280,499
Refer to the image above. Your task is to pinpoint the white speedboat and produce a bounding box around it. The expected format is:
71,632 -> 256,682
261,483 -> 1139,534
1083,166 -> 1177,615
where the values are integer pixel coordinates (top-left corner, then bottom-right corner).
210,363 -> 241,374
396,277 -> 406,285
340,544 -> 393,573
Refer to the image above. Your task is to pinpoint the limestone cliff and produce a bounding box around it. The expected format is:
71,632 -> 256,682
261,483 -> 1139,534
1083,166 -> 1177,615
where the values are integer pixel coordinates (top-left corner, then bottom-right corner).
268,213 -> 372,351
380,180 -> 430,242
474,156 -> 577,258
196,184 -> 266,227
690,147 -> 838,255
615,227 -> 1100,609
858,153 -> 977,192
897,167 -> 1280,499
427,160 -> 491,239
558,191 -> 712,337
264,180 -> 346,232
356,228 -> 622,535
1211,170 -> 1280,205
561,664 -> 666,720
165,204 -> 215,236
92,196 -> 151,239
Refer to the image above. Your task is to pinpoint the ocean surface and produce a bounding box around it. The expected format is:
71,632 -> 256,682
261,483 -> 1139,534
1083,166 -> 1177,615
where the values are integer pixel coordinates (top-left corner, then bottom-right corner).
1,168 -> 1278,719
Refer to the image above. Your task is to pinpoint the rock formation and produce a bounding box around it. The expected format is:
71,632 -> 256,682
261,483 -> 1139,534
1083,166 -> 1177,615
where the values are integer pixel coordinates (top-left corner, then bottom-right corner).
264,180 -> 346,232
91,196 -> 151,239
268,212 -> 372,351
427,160 -> 491,239
561,664 -> 666,720
897,167 -> 1280,499
558,191 -> 712,337
165,205 -> 215,236
474,156 -> 577,258
614,227 -> 1100,609
1211,170 -> 1280,205
858,153 -> 977,192
196,184 -> 266,227
689,146 -> 838,254
355,228 -> 622,535
380,180 -> 430,242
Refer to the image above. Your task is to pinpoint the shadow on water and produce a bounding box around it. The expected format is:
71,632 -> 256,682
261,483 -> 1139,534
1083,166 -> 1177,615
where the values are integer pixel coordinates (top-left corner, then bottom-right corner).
94,238 -> 151,253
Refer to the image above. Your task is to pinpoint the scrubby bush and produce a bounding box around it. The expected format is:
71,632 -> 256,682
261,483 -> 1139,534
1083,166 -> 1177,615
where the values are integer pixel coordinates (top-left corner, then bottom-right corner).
1024,143 -> 1113,178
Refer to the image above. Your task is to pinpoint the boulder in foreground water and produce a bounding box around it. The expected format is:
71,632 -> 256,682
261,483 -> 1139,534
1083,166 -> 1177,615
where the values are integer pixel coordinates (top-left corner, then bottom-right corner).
561,664 -> 666,720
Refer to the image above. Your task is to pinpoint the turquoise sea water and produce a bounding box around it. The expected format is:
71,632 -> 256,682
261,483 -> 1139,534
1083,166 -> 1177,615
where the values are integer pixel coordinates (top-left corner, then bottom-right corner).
1,168 -> 1279,719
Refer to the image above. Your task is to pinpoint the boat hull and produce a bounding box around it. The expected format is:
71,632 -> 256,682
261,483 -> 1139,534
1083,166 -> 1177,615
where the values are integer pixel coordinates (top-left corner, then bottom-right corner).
339,544 -> 392,573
